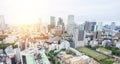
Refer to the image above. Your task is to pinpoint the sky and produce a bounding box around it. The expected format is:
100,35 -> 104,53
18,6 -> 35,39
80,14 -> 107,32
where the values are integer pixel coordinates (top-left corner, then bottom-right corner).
0,0 -> 120,25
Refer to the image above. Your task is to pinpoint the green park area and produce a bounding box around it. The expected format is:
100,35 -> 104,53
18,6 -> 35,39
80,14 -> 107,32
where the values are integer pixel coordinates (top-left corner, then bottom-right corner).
77,47 -> 115,64
105,46 -> 120,56
78,47 -> 107,60
98,47 -> 111,52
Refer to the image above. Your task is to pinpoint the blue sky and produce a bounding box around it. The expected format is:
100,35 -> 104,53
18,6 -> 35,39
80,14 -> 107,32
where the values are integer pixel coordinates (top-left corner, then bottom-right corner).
0,0 -> 120,25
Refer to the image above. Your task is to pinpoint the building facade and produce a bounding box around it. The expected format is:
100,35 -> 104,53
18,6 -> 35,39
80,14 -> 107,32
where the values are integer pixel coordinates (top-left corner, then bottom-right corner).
67,15 -> 76,36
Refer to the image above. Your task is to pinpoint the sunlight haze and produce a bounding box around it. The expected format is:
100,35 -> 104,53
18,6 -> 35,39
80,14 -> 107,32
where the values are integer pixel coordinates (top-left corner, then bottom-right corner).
0,0 -> 120,25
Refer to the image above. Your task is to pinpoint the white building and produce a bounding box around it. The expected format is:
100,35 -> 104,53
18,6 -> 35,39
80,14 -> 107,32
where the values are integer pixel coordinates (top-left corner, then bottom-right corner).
111,22 -> 116,30
65,55 -> 90,64
89,40 -> 98,47
20,49 -> 35,64
0,15 -> 6,30
59,40 -> 70,50
67,15 -> 76,35
50,16 -> 56,28
5,46 -> 15,58
97,22 -> 103,31
102,40 -> 111,47
73,25 -> 86,48
14,48 -> 21,62
115,42 -> 120,49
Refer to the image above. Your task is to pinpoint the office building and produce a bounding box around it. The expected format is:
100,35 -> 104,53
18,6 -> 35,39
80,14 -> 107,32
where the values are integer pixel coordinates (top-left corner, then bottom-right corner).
93,31 -> 102,40
78,30 -> 85,41
0,15 -> 6,30
73,25 -> 86,48
67,15 -> 76,35
57,17 -> 65,33
84,21 -> 91,32
37,18 -> 42,31
21,51 -> 35,64
50,16 -> 56,28
21,47 -> 50,64
57,17 -> 64,26
111,22 -> 116,30
96,22 -> 103,31
84,21 -> 96,32
90,22 -> 96,32
79,24 -> 84,30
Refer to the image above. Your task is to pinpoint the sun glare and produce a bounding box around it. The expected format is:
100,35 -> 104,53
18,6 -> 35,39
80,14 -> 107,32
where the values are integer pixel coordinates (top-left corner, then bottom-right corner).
6,0 -> 49,24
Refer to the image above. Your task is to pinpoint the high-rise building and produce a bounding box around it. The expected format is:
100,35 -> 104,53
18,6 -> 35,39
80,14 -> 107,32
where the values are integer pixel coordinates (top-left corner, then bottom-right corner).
36,18 -> 42,31
111,22 -> 116,30
84,21 -> 96,32
73,26 -> 79,48
21,52 -> 35,64
57,17 -> 64,26
68,15 -> 74,24
48,16 -> 55,32
93,31 -> 102,40
79,24 -> 84,30
57,17 -> 65,33
90,22 -> 96,32
84,21 -> 91,32
50,16 -> 55,28
78,24 -> 86,41
97,22 -> 103,31
78,30 -> 85,41
67,15 -> 76,35
73,25 -> 86,48
0,15 -> 6,30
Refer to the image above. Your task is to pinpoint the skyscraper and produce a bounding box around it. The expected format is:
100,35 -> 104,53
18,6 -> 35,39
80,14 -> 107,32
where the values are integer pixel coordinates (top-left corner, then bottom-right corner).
84,21 -> 96,32
48,16 -> 56,32
84,21 -> 91,32
90,22 -> 96,32
50,16 -> 55,28
73,26 -> 79,48
67,15 -> 76,35
73,25 -> 85,48
79,24 -> 84,30
97,22 -> 103,31
111,22 -> 116,30
57,17 -> 65,34
36,18 -> 42,31
93,31 -> 102,40
78,30 -> 85,41
57,17 -> 64,26
0,15 -> 6,30
68,15 -> 74,24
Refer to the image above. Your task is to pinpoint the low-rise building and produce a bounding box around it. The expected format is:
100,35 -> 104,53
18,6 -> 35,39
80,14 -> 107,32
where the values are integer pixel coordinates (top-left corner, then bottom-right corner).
89,40 -> 98,47
115,42 -> 120,49
20,47 -> 50,64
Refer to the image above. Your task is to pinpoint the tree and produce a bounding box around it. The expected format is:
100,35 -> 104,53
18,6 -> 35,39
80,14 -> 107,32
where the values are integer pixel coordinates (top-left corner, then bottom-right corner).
47,49 -> 62,64
57,61 -> 61,64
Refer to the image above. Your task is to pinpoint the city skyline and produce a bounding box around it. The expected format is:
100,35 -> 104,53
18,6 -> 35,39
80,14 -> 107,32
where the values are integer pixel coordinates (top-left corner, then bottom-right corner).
1,0 -> 120,64
0,0 -> 120,25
